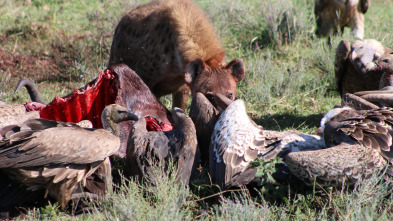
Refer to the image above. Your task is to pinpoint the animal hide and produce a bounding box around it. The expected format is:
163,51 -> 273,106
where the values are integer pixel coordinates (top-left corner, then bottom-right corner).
23,64 -> 173,158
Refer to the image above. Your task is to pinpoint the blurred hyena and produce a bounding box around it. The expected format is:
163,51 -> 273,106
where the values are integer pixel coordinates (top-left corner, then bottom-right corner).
315,0 -> 369,40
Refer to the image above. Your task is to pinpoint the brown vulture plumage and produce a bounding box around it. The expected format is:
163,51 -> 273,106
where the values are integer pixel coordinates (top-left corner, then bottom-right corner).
189,92 -> 221,165
334,39 -> 393,96
126,108 -> 198,185
340,53 -> 393,109
0,104 -> 137,212
287,107 -> 393,187
209,99 -> 325,188
0,104 -> 40,128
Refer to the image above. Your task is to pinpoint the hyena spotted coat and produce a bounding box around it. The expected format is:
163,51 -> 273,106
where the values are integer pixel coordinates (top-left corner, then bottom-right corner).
109,0 -> 245,110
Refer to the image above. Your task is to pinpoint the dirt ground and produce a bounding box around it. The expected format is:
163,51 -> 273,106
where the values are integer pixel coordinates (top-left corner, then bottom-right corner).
0,31 -> 109,103
0,46 -> 73,82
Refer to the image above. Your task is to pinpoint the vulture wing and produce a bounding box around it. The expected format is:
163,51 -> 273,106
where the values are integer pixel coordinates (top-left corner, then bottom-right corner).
334,39 -> 351,96
0,118 -> 119,209
127,108 -> 198,185
286,142 -> 383,186
169,108 -> 198,184
209,100 -> 284,188
0,119 -> 119,168
127,117 -> 169,182
325,108 -> 393,160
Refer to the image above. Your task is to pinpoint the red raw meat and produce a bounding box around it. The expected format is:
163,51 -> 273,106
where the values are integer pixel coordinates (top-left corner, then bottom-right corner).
25,64 -> 173,157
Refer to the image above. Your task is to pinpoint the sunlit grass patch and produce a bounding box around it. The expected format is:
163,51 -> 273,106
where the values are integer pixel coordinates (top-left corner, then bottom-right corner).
91,161 -> 195,221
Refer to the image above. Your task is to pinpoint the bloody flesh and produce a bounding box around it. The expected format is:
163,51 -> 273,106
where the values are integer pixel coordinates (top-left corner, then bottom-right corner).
24,66 -> 173,157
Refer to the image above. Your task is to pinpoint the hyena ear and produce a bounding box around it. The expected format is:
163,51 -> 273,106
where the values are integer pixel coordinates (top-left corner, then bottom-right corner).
225,58 -> 245,83
185,58 -> 205,85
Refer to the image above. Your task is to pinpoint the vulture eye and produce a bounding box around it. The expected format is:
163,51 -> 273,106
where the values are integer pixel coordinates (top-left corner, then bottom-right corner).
118,110 -> 126,115
227,93 -> 233,100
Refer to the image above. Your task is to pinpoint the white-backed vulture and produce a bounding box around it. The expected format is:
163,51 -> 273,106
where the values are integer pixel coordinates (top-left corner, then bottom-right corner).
334,39 -> 393,96
0,104 -> 137,212
286,107 -> 393,187
126,108 -> 198,185
209,99 -> 325,188
314,0 -> 369,40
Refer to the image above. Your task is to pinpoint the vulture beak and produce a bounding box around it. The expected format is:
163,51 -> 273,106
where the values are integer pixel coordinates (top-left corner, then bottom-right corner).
351,51 -> 357,61
214,93 -> 233,113
365,61 -> 377,72
125,111 -> 139,121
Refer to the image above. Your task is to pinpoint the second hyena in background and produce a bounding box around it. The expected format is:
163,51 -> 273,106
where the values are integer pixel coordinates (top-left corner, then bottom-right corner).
314,0 -> 369,40
109,0 -> 245,110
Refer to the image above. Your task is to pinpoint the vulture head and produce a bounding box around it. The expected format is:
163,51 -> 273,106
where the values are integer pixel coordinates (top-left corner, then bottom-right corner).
376,53 -> 393,90
335,39 -> 393,96
101,104 -> 138,137
350,39 -> 384,74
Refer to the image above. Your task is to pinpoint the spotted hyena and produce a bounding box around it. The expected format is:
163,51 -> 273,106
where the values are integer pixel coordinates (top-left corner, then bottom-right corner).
315,0 -> 369,40
108,0 -> 245,110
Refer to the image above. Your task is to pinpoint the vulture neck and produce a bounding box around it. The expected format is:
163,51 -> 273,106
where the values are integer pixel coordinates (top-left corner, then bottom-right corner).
102,114 -> 120,137
379,72 -> 393,89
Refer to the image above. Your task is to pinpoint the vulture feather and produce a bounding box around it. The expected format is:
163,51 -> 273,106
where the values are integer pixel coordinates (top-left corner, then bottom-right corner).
335,39 -> 393,96
127,108 -> 198,185
0,104 -> 137,212
209,99 -> 325,188
341,53 -> 393,109
287,107 -> 393,186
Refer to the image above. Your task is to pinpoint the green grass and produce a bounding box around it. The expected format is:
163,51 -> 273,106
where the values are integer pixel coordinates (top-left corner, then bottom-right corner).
1,0 -> 393,219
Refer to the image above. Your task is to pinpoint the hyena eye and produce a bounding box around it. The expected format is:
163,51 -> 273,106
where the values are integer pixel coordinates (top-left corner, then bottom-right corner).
383,59 -> 390,63
227,93 -> 233,100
